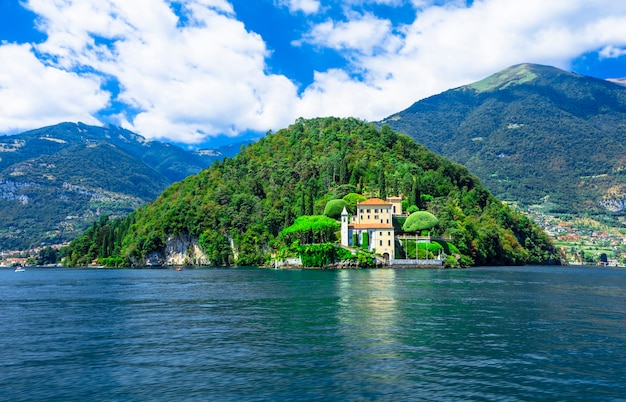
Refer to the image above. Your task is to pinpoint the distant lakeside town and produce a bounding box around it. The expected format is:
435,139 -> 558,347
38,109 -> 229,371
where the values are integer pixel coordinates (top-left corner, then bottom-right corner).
523,207 -> 626,267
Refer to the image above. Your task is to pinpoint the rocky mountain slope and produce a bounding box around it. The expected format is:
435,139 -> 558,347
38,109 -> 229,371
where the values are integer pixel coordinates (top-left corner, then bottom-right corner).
0,122 -> 236,250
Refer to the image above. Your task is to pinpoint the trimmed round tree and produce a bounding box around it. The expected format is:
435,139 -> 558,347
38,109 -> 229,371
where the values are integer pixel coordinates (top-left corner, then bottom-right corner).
342,192 -> 366,214
402,211 -> 439,233
324,199 -> 348,219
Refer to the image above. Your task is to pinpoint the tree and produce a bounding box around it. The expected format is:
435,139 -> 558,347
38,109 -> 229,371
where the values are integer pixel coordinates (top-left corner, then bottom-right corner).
324,199 -> 348,218
281,215 -> 340,245
343,193 -> 366,214
36,246 -> 58,265
412,176 -> 422,209
403,211 -> 439,233
379,168 -> 387,200
339,155 -> 349,184
199,230 -> 232,265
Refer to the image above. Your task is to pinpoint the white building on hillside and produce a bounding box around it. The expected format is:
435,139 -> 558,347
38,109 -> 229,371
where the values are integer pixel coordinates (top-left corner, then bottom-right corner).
340,197 -> 403,262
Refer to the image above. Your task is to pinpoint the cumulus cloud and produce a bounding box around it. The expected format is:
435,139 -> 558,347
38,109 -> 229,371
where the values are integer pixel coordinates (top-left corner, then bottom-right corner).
1,0 -> 626,143
294,0 -> 626,121
0,43 -> 107,132
599,46 -> 626,59
296,13 -> 400,56
19,0 -> 300,143
276,0 -> 321,14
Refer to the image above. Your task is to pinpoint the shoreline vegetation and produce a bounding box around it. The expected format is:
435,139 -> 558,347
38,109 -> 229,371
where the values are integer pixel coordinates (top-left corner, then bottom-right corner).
60,117 -> 560,269
8,262 -> 624,270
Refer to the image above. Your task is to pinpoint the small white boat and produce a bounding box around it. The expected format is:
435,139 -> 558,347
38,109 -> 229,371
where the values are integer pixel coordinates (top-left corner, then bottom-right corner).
14,266 -> 25,272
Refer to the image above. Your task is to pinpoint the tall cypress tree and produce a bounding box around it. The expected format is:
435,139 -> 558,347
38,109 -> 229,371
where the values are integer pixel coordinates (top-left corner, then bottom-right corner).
339,155 -> 349,184
379,169 -> 387,200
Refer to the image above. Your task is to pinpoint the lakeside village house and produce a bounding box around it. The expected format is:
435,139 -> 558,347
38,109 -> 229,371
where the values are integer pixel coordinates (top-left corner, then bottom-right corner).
341,196 -> 403,263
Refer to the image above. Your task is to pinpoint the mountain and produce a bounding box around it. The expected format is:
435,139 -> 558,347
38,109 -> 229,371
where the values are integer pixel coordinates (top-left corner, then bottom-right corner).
380,63 -> 626,220
62,117 -> 558,268
0,122 -> 232,250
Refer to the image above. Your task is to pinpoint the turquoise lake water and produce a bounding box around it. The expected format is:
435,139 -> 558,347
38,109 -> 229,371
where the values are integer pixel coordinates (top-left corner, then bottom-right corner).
1,266 -> 625,401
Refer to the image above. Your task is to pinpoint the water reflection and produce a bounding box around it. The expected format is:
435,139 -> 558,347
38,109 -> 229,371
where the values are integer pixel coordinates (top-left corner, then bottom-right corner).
336,269 -> 398,337
334,270 -> 408,390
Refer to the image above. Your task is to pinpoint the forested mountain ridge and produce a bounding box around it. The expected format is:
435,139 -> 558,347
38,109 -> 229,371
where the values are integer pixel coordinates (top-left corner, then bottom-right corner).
0,122 -> 235,250
63,117 -> 558,268
380,63 -> 626,222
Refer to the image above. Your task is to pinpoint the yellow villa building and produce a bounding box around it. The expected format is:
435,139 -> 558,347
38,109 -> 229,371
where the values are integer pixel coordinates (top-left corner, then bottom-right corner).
341,196 -> 403,262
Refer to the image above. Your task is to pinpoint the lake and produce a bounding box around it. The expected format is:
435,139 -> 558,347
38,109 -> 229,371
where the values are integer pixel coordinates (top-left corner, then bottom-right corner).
1,266 -> 625,401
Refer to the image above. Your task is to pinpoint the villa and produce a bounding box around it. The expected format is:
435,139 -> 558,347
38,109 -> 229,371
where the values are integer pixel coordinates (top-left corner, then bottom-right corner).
340,196 -> 403,263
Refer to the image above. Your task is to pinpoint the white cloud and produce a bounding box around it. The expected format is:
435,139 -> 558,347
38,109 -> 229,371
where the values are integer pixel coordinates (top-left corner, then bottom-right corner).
296,13 -> 400,56
0,43 -> 107,133
13,0 -> 299,143
600,46 -> 626,59
276,0 -> 321,14
346,0 -> 403,5
2,0 -> 626,143
294,0 -> 626,121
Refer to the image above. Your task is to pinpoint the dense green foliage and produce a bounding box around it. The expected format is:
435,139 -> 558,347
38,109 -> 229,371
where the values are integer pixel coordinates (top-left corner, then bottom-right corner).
381,63 -> 626,223
296,244 -> 376,268
397,240 -> 442,259
281,215 -> 340,245
0,122 -> 239,250
35,246 -> 59,265
64,117 -> 558,267
403,211 -> 439,232
323,199 -> 348,218
297,244 -> 337,267
61,215 -> 134,267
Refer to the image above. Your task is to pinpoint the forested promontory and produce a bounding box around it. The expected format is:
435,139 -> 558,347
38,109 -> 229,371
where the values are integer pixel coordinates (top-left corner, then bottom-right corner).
62,117 -> 558,267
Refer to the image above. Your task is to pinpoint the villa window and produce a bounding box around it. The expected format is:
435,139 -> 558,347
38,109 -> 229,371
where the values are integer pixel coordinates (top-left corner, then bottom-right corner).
374,215 -> 379,220
379,240 -> 382,246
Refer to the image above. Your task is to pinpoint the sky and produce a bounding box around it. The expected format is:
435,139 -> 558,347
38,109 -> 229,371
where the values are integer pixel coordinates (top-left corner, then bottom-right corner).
1,0 -> 626,148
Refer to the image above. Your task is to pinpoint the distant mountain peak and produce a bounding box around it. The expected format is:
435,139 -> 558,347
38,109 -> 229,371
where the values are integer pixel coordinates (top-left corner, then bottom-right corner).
380,62 -> 626,221
465,63 -> 579,93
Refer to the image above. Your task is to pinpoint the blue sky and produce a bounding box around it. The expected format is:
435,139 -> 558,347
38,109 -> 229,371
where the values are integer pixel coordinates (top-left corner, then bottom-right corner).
1,0 -> 626,147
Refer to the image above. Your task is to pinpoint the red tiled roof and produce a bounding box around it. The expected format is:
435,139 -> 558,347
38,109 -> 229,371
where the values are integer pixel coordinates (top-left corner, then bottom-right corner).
349,223 -> 394,229
358,198 -> 391,206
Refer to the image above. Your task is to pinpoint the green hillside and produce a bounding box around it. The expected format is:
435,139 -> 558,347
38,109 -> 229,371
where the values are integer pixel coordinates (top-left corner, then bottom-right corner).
0,122 -> 232,250
381,63 -> 626,223
63,117 -> 558,267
